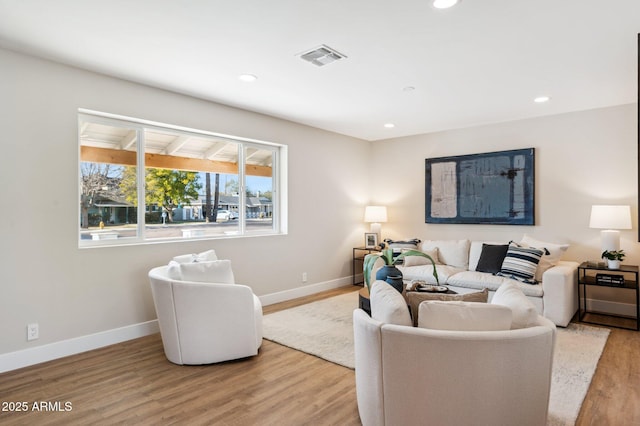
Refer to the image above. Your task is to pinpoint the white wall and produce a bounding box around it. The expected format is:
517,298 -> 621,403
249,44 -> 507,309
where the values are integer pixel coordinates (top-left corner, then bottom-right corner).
0,48 -> 371,358
370,104 -> 638,306
1,45 -> 637,369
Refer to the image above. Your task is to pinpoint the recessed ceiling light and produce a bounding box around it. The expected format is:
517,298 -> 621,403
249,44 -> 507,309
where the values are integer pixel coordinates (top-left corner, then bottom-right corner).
384,123 -> 395,128
402,86 -> 416,92
238,74 -> 257,82
534,96 -> 550,103
433,0 -> 460,9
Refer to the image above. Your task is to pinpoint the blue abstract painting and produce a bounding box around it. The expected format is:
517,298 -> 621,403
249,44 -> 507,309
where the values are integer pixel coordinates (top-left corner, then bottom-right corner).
425,148 -> 535,225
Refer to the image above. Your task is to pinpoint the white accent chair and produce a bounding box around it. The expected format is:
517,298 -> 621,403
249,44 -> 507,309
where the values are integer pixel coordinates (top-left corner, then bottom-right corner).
149,262 -> 263,365
353,304 -> 556,426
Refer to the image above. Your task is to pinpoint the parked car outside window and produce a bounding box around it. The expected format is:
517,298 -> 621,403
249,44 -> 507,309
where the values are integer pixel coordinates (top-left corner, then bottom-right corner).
216,210 -> 238,221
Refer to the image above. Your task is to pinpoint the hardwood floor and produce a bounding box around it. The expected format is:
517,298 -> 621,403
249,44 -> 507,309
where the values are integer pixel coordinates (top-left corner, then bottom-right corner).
576,323 -> 640,426
0,286 -> 638,425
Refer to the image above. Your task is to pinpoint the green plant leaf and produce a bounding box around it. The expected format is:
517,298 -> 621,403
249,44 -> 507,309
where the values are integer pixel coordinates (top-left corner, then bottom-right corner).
602,249 -> 626,261
363,254 -> 382,291
397,250 -> 440,285
363,249 -> 441,290
381,248 -> 394,265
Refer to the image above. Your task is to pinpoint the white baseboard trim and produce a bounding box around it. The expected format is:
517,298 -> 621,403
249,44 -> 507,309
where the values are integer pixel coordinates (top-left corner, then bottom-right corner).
585,298 -> 637,318
3,284 -> 627,374
259,276 -> 354,306
0,320 -> 159,374
0,277 -> 356,373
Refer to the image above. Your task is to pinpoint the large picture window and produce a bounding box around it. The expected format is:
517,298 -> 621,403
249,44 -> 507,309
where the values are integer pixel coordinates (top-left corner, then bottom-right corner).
79,110 -> 285,246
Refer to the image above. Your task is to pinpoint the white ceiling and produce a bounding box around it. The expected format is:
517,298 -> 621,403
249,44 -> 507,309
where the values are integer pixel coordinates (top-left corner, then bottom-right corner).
1,0 -> 639,141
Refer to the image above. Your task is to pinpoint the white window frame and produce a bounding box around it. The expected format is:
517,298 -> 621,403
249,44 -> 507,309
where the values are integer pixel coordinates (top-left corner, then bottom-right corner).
78,109 -> 287,248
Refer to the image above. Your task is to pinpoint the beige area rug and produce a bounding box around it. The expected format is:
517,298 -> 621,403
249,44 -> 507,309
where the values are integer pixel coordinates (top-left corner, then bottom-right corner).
263,291 -> 610,426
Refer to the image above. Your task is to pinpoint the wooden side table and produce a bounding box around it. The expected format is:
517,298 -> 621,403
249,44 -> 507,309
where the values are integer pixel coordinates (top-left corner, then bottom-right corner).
353,247 -> 378,286
578,262 -> 639,330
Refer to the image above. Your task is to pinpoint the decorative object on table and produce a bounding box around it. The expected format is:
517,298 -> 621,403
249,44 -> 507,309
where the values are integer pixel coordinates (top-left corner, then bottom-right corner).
595,273 -> 625,287
364,205 -> 387,242
601,249 -> 625,269
589,205 -> 632,252
364,232 -> 378,249
371,252 -> 403,293
384,274 -> 404,293
425,148 -> 535,225
405,279 -> 425,291
362,248 -> 439,292
415,284 -> 448,293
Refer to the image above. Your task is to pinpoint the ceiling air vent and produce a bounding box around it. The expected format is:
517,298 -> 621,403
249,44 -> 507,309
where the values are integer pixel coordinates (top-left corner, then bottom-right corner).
299,45 -> 347,67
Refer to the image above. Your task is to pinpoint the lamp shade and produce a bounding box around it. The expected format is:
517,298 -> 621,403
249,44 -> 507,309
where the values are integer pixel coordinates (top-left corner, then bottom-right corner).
589,205 -> 632,230
364,206 -> 387,223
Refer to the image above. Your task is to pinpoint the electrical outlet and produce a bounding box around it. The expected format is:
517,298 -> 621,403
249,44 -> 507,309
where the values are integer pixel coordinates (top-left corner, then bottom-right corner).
27,323 -> 39,341
302,272 -> 308,283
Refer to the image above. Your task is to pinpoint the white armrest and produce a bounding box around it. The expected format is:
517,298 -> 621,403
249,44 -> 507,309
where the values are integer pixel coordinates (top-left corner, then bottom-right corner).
541,260 -> 579,327
353,309 -> 385,426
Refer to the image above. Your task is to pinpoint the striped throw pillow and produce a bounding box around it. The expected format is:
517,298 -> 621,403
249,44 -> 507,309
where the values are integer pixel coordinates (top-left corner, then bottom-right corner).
497,244 -> 543,284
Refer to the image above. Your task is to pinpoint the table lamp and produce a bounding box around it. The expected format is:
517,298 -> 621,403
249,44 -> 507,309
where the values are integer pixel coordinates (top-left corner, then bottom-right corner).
589,205 -> 632,252
364,206 -> 387,242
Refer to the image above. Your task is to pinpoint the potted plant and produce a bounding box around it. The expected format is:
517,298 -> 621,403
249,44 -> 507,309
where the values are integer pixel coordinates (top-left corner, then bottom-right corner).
363,248 -> 439,293
601,249 -> 625,269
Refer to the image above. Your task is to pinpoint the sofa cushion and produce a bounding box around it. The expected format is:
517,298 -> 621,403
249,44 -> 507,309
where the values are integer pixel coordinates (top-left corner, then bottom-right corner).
172,249 -> 218,264
418,301 -> 512,331
385,238 -> 420,253
405,288 -> 489,326
475,243 -> 509,274
167,259 -> 235,284
447,271 -> 544,297
420,240 -> 470,269
370,281 -> 412,326
402,248 -> 440,267
520,234 -> 569,281
491,281 -> 538,329
497,244 -> 543,284
398,264 -> 465,285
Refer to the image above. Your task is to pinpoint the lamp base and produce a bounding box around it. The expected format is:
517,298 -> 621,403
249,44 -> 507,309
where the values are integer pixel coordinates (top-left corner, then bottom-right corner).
370,223 -> 382,243
601,230 -> 620,252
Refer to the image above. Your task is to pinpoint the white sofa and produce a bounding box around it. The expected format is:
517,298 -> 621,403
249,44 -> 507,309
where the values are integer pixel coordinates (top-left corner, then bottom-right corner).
373,237 -> 578,327
353,308 -> 556,426
353,281 -> 557,426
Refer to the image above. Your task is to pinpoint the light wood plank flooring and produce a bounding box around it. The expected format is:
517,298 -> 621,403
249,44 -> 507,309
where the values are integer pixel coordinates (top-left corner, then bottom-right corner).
0,286 -> 638,425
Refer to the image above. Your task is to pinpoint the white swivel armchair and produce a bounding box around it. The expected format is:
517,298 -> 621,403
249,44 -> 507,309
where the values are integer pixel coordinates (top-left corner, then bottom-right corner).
149,260 -> 263,365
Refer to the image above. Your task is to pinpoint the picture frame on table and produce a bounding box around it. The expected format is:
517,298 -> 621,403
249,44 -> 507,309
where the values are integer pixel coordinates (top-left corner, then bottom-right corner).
365,232 -> 378,249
